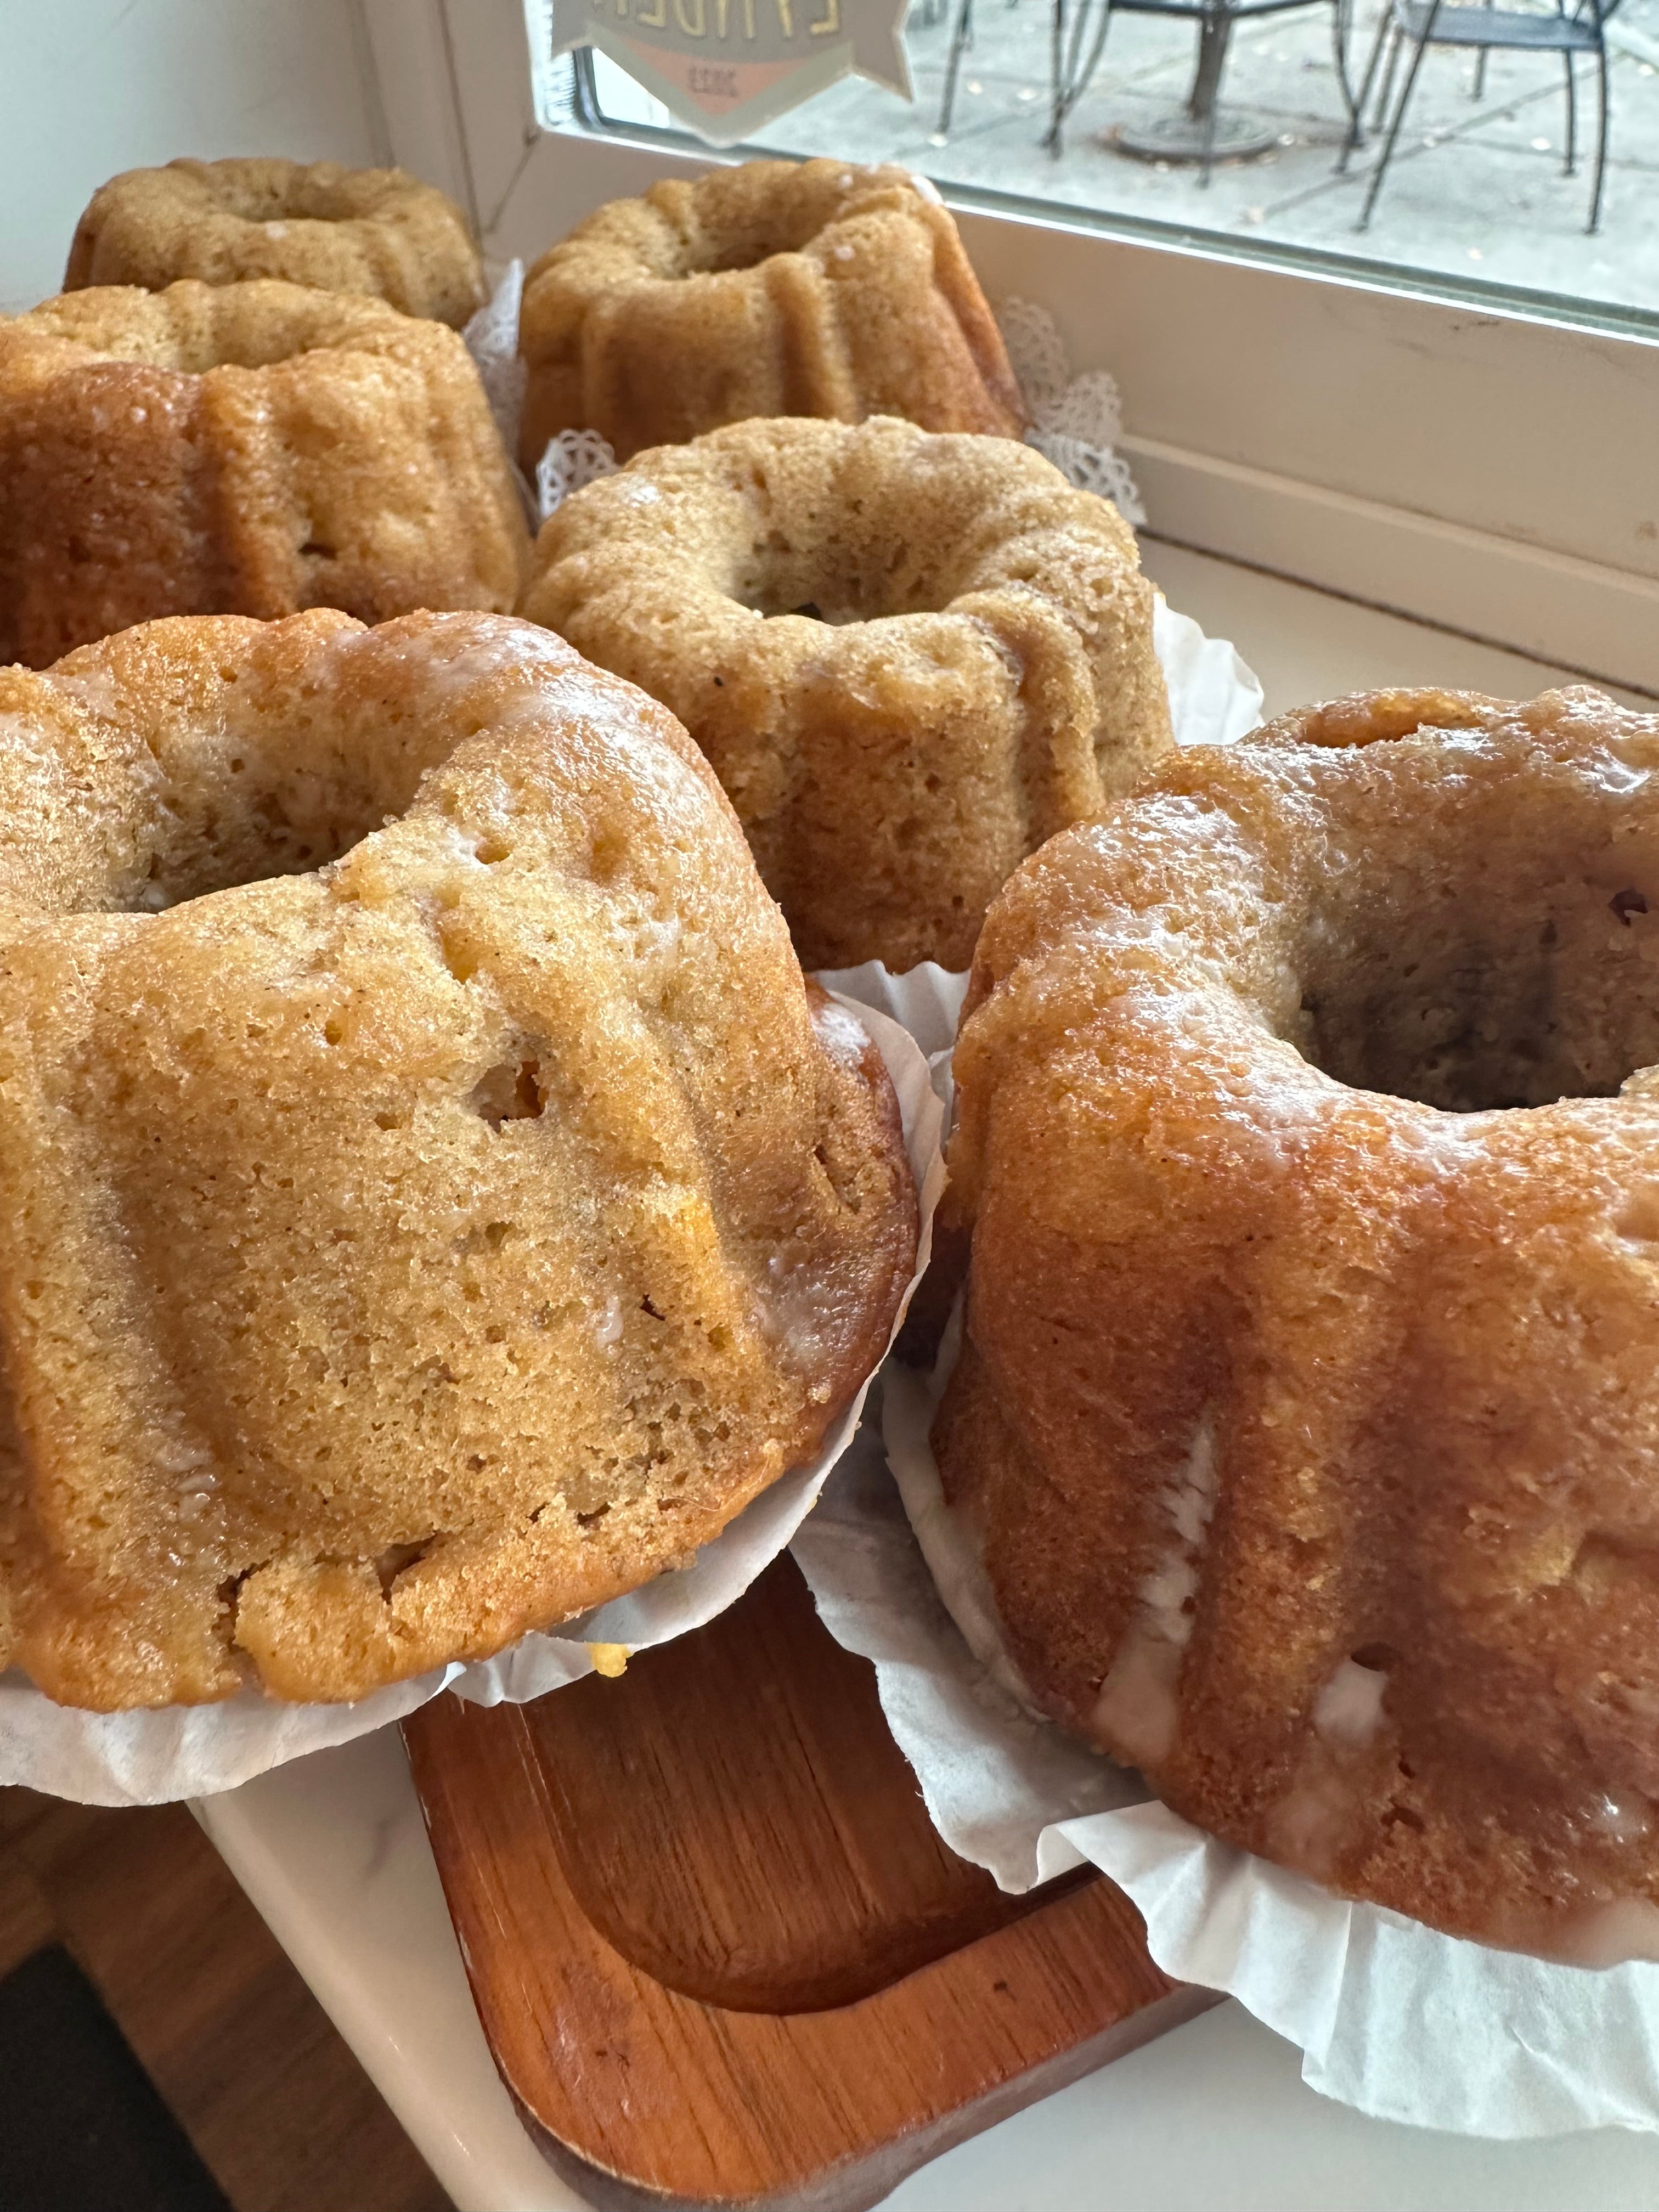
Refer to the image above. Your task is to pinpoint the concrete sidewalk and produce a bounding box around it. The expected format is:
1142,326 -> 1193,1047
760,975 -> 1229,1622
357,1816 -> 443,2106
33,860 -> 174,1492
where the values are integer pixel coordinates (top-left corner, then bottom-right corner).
761,0 -> 1659,315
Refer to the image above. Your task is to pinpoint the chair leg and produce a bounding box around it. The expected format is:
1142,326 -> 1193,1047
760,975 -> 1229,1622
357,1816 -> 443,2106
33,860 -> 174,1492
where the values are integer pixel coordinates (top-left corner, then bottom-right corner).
1472,0 -> 1492,98
1562,50 -> 1577,174
1331,0 -> 1363,136
1048,0 -> 1068,153
1062,0 -> 1093,98
1358,7 -> 1441,229
1193,7 -> 1230,187
936,0 -> 975,137
1338,0 -> 1393,168
1372,21 -> 1404,133
1588,36 -> 1610,229
1200,99 -> 1222,185
1063,0 -> 1116,135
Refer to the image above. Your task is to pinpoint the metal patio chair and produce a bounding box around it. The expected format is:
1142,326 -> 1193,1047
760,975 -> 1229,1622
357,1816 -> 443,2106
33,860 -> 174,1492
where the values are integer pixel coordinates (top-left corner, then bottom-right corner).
935,0 -> 1029,137
1043,0 -> 1361,167
1342,0 -> 1621,232
935,0 -> 1361,183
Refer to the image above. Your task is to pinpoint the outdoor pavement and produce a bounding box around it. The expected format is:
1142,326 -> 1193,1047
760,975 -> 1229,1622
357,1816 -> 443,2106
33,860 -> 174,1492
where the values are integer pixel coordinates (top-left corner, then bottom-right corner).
754,0 -> 1659,314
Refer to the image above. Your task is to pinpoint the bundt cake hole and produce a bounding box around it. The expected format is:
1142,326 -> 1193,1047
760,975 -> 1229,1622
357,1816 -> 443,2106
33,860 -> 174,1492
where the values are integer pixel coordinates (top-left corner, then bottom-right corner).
1291,862 -> 1659,1113
685,193 -> 857,276
1261,690 -> 1659,1112
120,750 -> 452,914
1290,692 -> 1494,751
732,524 -> 956,628
194,171 -> 376,225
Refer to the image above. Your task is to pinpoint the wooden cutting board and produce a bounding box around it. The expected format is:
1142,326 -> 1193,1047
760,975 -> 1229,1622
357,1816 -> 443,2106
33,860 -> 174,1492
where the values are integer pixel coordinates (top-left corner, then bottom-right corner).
403,1555 -> 1217,2212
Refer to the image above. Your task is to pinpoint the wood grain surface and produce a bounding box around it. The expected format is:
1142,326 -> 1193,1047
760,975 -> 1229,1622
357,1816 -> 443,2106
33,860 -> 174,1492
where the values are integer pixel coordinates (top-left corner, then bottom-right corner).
0,1787 -> 448,2212
405,1555 -> 1216,2212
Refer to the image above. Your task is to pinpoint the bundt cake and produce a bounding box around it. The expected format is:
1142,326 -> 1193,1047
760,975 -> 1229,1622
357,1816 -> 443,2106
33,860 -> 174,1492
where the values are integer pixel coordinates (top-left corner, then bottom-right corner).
520,415 -> 1172,972
65,158 -> 486,328
933,684 -> 1659,1960
517,158 -> 1026,470
0,608 -> 918,1712
0,280 -> 528,669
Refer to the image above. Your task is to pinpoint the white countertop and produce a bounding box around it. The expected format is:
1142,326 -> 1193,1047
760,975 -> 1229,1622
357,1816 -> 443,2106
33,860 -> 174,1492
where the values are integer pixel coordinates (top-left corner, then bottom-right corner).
198,554 -> 1659,2211
199,1726 -> 1659,2212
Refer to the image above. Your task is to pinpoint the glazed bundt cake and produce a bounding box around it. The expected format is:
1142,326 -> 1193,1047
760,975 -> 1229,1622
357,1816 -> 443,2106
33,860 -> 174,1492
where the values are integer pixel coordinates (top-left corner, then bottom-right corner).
0,609 -> 917,1711
933,685 -> 1659,1959
66,158 -> 486,328
0,280 -> 528,668
520,415 -> 1171,972
517,158 -> 1026,470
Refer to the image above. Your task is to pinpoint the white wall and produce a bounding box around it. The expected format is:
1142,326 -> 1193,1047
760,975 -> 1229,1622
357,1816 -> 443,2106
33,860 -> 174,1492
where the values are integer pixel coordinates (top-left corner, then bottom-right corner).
0,0 -> 390,312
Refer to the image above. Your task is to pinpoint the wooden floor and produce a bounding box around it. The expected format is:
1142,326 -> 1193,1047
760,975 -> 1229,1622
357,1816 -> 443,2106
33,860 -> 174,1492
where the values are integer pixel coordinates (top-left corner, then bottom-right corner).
0,1787 -> 451,2212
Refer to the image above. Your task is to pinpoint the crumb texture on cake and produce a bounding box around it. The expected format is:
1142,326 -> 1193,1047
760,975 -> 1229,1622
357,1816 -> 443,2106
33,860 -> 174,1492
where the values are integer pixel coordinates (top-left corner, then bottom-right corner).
521,414 -> 1171,972
0,280 -> 528,669
65,157 -> 486,328
517,157 -> 1026,468
0,610 -> 917,1711
934,684 -> 1659,1955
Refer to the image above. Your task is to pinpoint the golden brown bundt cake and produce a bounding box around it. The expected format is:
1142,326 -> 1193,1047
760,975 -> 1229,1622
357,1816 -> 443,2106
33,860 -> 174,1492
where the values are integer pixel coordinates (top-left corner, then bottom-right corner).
934,684 -> 1659,1960
520,415 -> 1171,973
0,610 -> 917,1711
65,157 -> 485,327
517,157 -> 1026,469
0,280 -> 528,669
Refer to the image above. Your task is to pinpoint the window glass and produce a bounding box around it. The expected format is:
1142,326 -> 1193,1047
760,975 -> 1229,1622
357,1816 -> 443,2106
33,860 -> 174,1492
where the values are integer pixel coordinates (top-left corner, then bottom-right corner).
530,0 -> 1659,334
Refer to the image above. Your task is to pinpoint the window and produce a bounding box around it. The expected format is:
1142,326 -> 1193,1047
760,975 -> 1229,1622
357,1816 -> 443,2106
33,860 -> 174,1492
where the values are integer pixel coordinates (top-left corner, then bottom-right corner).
360,0 -> 1659,696
536,1 -> 1659,335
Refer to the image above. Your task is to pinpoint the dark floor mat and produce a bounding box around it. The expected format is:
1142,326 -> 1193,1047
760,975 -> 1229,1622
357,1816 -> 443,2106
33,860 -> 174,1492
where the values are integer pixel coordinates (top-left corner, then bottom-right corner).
0,1944 -> 233,2212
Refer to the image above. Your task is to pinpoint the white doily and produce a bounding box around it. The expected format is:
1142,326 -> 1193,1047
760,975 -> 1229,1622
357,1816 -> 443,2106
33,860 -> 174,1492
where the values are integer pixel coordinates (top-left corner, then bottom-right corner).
462,258 -> 527,466
994,296 -> 1147,524
536,428 -> 620,521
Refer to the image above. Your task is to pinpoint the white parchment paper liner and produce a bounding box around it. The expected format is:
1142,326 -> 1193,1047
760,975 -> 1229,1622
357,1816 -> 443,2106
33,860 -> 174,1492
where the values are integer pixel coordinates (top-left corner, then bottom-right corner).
791,974 -> 1659,2143
0,992 -> 942,1807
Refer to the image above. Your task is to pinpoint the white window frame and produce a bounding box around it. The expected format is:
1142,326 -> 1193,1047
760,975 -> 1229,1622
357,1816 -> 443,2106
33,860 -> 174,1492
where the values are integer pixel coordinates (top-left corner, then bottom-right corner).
362,0 -> 1659,694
